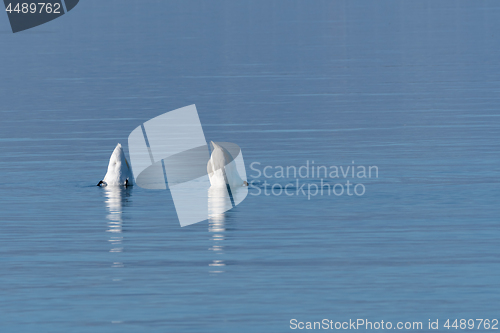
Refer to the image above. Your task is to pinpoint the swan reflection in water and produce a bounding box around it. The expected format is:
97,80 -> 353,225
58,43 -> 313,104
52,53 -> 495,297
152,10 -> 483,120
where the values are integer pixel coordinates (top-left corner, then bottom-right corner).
208,186 -> 247,274
208,186 -> 231,274
104,186 -> 132,272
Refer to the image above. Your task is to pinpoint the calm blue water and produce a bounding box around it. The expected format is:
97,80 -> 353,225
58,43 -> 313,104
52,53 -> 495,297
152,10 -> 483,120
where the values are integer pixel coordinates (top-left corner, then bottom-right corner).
1,1 -> 499,332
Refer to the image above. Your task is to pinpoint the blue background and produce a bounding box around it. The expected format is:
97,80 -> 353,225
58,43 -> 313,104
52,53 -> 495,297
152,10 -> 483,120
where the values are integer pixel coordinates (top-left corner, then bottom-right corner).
0,1 -> 499,332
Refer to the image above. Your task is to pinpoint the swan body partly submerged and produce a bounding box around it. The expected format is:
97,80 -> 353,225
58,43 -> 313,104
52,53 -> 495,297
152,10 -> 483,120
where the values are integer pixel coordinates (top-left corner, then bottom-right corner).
207,141 -> 247,188
98,143 -> 134,187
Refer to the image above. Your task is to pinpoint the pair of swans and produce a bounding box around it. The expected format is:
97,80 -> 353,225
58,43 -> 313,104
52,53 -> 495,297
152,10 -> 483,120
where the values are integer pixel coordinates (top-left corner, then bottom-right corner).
98,142 -> 247,188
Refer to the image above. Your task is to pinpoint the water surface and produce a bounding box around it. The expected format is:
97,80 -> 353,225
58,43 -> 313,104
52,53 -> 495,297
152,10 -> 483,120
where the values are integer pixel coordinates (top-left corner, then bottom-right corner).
0,1 -> 499,332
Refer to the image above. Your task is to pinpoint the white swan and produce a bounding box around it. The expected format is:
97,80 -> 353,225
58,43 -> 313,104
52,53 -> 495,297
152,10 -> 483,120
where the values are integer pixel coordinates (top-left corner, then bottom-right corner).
98,143 -> 134,187
207,141 -> 247,188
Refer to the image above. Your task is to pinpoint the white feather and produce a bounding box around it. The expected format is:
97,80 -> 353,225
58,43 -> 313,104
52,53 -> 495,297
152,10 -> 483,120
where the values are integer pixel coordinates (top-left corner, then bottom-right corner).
102,143 -> 134,186
207,141 -> 244,188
